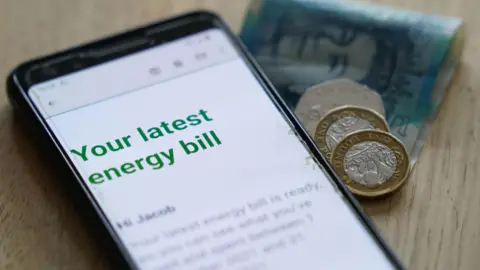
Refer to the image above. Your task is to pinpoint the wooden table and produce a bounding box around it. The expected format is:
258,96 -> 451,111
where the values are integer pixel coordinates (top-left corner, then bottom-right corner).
0,0 -> 478,269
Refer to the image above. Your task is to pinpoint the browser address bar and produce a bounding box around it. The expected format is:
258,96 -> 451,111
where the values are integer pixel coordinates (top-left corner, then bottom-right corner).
29,29 -> 237,119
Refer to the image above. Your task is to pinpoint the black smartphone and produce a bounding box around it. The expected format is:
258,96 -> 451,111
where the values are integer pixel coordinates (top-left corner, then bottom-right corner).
7,11 -> 402,270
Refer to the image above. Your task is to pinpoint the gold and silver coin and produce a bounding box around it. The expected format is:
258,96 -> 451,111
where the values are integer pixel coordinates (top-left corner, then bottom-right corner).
330,130 -> 410,197
294,79 -> 385,136
314,105 -> 389,160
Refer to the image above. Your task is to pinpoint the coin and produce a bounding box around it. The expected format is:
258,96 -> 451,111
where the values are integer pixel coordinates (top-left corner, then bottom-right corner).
330,130 -> 410,197
314,105 -> 389,161
294,79 -> 385,136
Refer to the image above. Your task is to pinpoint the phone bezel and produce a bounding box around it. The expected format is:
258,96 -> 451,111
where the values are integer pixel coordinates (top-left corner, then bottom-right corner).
7,11 -> 403,269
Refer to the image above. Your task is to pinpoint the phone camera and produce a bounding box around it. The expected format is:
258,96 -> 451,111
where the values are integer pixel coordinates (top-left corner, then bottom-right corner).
73,62 -> 83,69
43,66 -> 57,76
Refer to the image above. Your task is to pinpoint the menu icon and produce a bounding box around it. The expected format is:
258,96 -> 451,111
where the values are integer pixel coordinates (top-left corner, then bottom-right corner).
173,60 -> 183,68
195,52 -> 207,61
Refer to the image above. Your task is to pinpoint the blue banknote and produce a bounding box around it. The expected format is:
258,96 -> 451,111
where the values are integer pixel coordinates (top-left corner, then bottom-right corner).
240,0 -> 464,164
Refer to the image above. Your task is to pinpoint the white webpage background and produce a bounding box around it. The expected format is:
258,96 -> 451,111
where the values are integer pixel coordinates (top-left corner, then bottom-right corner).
31,53 -> 393,269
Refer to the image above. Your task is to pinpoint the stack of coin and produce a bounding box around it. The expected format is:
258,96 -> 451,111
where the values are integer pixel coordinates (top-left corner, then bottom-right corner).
295,79 -> 410,198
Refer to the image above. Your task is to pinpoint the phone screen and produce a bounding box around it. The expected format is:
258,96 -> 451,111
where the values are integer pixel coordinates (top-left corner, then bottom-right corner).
28,28 -> 395,270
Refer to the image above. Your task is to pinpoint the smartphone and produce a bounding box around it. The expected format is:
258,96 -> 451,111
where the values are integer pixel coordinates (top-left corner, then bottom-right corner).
7,11 -> 402,270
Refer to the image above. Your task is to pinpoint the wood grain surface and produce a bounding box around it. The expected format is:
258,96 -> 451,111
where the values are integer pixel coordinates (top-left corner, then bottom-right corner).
0,0 -> 478,269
